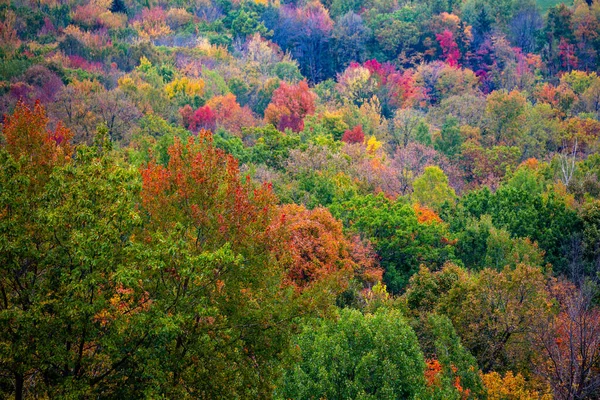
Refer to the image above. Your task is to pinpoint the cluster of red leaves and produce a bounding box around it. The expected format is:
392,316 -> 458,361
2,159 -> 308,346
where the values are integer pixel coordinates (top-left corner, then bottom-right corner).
140,131 -> 280,252
264,80 -> 316,132
559,39 -> 578,70
436,30 -> 461,68
205,93 -> 257,136
180,104 -> 217,133
386,69 -> 425,109
341,125 -> 365,144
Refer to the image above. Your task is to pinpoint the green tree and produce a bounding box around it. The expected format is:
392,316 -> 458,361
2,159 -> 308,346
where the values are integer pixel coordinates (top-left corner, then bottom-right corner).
331,194 -> 457,293
277,308 -> 426,399
425,314 -> 485,400
413,166 -> 457,211
434,116 -> 463,159
0,102 -> 149,398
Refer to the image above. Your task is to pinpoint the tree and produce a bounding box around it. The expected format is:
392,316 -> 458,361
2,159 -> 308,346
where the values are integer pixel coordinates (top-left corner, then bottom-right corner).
264,81 -> 316,132
482,371 -> 552,400
423,314 -> 485,399
436,30 -> 461,67
331,12 -> 371,71
509,6 -> 543,53
137,132 -> 304,397
0,103 -> 150,399
413,166 -> 457,211
390,109 -> 425,149
180,104 -> 217,133
532,281 -> 600,400
277,308 -> 427,399
456,185 -> 583,274
434,116 -> 463,159
439,264 -> 550,373
341,125 -> 365,144
278,204 -> 381,295
272,2 -> 334,82
331,194 -> 458,293
484,90 -> 528,146
205,93 -> 258,136
391,142 -> 461,196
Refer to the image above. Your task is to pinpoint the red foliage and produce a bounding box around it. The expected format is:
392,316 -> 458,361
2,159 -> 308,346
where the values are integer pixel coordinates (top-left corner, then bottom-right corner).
206,93 -> 257,136
277,114 -> 304,132
436,30 -> 461,67
558,39 -> 578,71
67,55 -> 104,73
180,105 -> 217,133
386,70 -> 425,109
140,132 -> 280,251
264,80 -> 316,132
341,125 -> 365,144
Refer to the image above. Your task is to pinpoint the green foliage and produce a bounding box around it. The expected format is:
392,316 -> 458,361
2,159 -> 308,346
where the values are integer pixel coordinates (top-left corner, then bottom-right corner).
434,116 -> 463,159
243,124 -> 301,169
455,215 -> 546,271
454,185 -> 583,274
412,166 -> 457,211
277,308 -> 426,400
331,194 -> 458,293
426,314 -> 485,399
128,115 -> 191,166
0,141 -> 147,397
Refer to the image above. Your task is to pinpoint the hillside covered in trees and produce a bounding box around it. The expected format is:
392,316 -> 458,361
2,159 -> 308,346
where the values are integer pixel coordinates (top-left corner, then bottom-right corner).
1,0 -> 600,398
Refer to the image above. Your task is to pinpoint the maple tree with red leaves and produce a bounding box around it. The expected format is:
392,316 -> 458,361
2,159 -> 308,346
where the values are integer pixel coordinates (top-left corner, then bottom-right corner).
436,30 -> 461,68
180,104 -> 217,133
341,125 -> 365,144
264,80 -> 316,132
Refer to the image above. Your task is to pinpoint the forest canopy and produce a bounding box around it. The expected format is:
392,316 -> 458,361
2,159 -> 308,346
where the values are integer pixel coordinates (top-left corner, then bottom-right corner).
1,0 -> 600,398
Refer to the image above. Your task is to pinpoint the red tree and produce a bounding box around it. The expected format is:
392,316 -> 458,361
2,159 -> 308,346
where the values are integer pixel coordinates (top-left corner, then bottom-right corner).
436,30 -> 461,67
342,125 -> 365,144
180,105 -> 217,133
3,101 -> 72,189
264,80 -> 316,132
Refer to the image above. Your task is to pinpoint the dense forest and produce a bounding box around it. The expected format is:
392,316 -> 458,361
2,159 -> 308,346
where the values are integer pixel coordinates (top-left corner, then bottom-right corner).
1,0 -> 600,398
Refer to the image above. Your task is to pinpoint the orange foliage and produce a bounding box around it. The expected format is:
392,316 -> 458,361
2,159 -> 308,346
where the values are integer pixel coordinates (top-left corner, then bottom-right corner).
425,359 -> 443,386
3,101 -> 72,189
140,131 -> 280,253
206,93 -> 258,136
278,204 -> 381,291
520,158 -> 539,170
413,203 -> 443,224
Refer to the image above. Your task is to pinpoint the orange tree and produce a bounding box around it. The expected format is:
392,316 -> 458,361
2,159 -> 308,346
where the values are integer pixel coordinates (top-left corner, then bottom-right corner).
136,131 -> 307,397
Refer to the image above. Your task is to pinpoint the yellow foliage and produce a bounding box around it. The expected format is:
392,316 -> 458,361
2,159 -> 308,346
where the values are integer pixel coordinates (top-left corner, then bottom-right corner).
482,371 -> 552,400
366,136 -> 382,155
71,79 -> 103,94
137,56 -> 153,73
195,38 -> 231,60
164,77 -> 205,99
118,76 -> 137,92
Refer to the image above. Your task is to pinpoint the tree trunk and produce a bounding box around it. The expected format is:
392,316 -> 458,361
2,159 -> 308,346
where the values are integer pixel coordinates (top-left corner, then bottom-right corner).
15,372 -> 23,400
